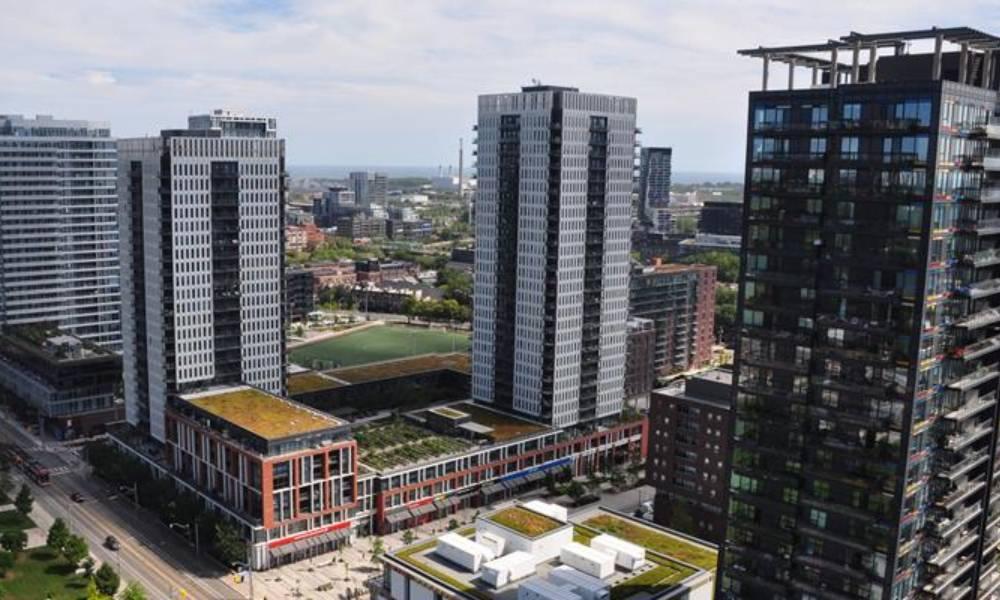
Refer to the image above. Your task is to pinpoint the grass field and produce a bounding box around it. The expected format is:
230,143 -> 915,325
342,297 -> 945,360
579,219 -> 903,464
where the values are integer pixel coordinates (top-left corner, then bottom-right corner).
2,548 -> 89,600
289,325 -> 470,368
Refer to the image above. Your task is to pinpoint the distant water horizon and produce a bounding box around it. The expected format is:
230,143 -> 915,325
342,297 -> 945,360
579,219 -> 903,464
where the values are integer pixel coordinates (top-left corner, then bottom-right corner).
290,165 -> 743,184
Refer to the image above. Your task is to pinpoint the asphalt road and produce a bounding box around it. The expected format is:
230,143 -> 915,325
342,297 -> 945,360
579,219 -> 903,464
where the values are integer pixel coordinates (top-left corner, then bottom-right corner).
0,414 -> 243,599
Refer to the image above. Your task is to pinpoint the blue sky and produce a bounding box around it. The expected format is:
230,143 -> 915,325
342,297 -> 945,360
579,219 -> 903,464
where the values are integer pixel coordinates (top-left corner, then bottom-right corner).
3,0 -> 999,172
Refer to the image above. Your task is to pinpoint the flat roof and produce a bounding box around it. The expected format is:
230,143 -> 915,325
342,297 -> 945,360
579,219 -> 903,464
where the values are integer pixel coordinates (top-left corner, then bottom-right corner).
451,402 -> 550,442
484,506 -> 564,538
287,371 -> 346,395
355,419 -> 474,472
385,508 -> 716,600
181,386 -> 345,440
326,352 -> 471,384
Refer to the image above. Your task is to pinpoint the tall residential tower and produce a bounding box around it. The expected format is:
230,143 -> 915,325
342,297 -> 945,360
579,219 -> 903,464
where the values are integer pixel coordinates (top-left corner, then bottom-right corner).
0,115 -> 121,348
472,85 -> 636,428
721,28 -> 1000,599
118,111 -> 286,441
639,146 -> 672,232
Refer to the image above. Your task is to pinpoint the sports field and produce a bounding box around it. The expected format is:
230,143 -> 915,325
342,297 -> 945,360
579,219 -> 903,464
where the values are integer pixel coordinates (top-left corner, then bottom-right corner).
289,324 -> 470,369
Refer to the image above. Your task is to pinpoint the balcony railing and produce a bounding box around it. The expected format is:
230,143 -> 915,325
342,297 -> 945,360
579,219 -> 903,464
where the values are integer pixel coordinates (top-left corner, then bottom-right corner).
956,308 -> 1000,330
964,248 -> 1000,267
949,365 -> 1000,391
959,278 -> 1000,299
928,531 -> 979,568
958,218 -> 1000,235
957,334 -> 1000,361
945,422 -> 993,451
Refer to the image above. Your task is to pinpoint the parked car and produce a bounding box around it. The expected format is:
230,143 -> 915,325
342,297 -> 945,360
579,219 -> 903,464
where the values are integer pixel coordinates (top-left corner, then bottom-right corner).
104,535 -> 120,551
70,492 -> 85,503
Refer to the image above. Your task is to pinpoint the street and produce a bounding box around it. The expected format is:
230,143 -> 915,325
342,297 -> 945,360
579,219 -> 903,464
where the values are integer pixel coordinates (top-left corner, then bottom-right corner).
0,413 -> 241,600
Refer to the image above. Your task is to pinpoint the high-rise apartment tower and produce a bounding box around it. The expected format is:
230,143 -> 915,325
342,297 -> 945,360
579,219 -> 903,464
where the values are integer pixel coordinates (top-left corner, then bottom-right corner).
118,111 -> 286,441
472,85 -> 636,427
0,115 -> 121,348
720,27 -> 1000,599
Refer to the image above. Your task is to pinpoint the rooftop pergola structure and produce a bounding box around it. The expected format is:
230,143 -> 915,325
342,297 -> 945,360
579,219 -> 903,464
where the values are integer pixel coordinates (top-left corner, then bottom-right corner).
739,26 -> 1000,91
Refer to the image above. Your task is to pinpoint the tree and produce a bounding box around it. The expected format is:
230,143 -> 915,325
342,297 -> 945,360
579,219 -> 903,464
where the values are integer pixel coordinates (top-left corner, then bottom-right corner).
674,216 -> 698,235
212,520 -> 246,566
401,530 -> 414,545
94,563 -> 120,596
82,556 -> 96,578
447,519 -> 459,531
680,251 -> 739,283
565,480 -> 586,502
1,530 -> 26,555
63,534 -> 89,565
714,285 -> 737,340
371,537 -> 384,563
14,484 -> 32,516
85,578 -> 103,600
119,582 -> 147,600
47,517 -> 70,551
0,550 -> 14,577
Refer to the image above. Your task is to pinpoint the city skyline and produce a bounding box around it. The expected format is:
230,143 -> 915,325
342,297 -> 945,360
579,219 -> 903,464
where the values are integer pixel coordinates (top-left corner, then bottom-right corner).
4,1 -> 998,174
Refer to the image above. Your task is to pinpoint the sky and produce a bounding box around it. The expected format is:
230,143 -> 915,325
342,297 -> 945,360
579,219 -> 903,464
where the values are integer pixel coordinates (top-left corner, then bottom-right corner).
3,1 -> 1000,173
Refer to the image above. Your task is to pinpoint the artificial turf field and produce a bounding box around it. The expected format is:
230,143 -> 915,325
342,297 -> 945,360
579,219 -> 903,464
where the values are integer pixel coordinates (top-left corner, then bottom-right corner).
289,324 -> 470,369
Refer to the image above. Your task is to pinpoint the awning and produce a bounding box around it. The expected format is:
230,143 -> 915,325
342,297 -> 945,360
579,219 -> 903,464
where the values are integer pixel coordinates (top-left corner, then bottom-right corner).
384,509 -> 413,525
481,482 -> 506,496
433,499 -> 450,512
502,476 -> 525,489
269,545 -> 294,560
446,496 -> 462,507
410,503 -> 436,517
524,471 -> 547,483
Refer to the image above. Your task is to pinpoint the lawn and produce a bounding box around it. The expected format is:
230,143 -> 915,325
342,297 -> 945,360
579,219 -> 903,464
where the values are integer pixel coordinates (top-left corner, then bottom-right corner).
1,548 -> 89,600
289,325 -> 470,368
0,510 -> 34,535
582,514 -> 718,571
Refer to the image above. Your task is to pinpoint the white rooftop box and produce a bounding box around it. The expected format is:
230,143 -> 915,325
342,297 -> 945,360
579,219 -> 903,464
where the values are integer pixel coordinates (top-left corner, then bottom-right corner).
560,542 -> 615,580
518,578 -> 583,600
591,534 -> 646,571
481,551 -> 536,588
522,500 -> 569,523
435,533 -> 495,573
549,565 -> 611,600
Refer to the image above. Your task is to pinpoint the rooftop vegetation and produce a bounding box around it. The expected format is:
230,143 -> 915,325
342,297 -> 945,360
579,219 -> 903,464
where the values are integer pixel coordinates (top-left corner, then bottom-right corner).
485,506 -> 562,538
355,420 -> 473,470
581,514 -> 717,571
188,388 -> 340,440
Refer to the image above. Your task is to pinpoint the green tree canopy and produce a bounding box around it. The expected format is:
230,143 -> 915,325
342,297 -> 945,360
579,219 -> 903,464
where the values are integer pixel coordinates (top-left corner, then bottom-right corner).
14,484 -> 32,516
212,521 -> 246,566
118,581 -> 147,600
62,534 -> 89,565
94,563 -> 120,596
680,251 -> 739,283
47,517 -> 70,551
0,530 -> 26,555
0,550 -> 14,577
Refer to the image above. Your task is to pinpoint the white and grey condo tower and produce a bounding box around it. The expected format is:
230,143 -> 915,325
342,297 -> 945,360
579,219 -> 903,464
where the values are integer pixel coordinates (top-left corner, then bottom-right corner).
0,115 -> 121,348
472,86 -> 636,428
119,112 -> 286,441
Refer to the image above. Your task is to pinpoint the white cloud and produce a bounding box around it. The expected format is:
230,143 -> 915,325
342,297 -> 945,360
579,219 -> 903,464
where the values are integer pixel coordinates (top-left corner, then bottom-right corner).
0,0 -> 997,171
84,70 -> 116,86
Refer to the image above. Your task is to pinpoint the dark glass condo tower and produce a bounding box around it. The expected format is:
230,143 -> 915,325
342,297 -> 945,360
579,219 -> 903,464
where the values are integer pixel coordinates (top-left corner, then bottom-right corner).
721,28 -> 1000,599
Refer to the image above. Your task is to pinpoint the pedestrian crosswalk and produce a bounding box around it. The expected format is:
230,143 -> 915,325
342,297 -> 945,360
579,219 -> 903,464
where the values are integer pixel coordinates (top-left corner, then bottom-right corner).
48,466 -> 71,477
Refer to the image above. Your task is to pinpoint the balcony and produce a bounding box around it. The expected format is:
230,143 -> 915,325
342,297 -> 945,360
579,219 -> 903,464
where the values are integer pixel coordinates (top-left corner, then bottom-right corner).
923,556 -> 976,597
959,278 -> 1000,299
983,148 -> 1000,172
948,365 -> 1000,391
958,218 -> 1000,236
957,334 -> 1000,361
938,451 -> 990,484
945,423 -> 993,451
943,393 -> 997,423
979,567 -> 1000,598
963,248 -> 1000,267
955,308 -> 1000,331
930,504 -> 982,539
928,531 -> 979,568
937,478 -> 986,511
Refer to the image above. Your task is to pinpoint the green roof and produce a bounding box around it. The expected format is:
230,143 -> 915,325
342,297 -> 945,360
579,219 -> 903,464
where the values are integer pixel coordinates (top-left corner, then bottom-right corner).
580,514 -> 718,571
485,506 -> 563,538
184,387 -> 344,440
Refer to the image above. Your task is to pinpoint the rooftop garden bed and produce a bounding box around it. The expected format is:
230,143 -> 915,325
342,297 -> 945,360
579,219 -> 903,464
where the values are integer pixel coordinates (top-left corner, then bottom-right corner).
187,387 -> 341,440
430,407 -> 468,419
328,352 -> 471,384
287,372 -> 343,395
581,514 -> 717,571
454,403 -> 549,442
355,420 -> 473,471
485,506 -> 562,538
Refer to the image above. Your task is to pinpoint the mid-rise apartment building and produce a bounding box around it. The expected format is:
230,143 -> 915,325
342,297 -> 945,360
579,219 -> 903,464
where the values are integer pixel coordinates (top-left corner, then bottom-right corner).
473,85 -> 636,428
721,27 -> 1000,599
349,171 -> 388,208
648,369 -> 733,545
0,115 -> 121,348
629,262 -> 716,375
118,111 -> 286,442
